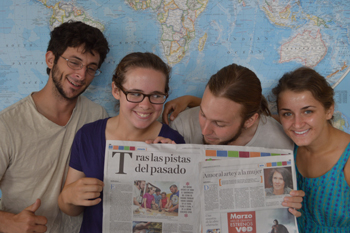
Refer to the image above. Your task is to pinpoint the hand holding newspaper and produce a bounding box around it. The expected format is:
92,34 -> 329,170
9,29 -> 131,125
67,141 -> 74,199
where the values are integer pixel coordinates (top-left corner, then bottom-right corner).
102,141 -> 298,233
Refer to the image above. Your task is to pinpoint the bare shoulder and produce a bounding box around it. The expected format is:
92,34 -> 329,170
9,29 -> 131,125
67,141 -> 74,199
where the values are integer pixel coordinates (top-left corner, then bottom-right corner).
335,128 -> 350,146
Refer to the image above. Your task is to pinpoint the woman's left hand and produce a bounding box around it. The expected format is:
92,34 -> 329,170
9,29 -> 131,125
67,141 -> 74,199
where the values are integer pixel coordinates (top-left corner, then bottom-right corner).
145,136 -> 176,144
282,190 -> 305,217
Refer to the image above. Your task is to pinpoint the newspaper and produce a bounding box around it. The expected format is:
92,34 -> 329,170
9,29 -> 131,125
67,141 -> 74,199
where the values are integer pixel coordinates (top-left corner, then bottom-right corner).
103,140 -> 297,233
103,141 -> 204,233
200,153 -> 298,233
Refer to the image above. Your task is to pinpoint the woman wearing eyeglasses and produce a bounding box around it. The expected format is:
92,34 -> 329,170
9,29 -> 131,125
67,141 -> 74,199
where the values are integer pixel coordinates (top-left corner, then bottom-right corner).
58,52 -> 185,233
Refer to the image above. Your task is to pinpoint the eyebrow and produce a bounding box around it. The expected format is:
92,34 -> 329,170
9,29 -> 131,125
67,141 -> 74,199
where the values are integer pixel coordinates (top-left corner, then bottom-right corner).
279,105 -> 316,111
199,106 -> 228,124
70,55 -> 83,61
69,55 -> 99,66
125,88 -> 166,95
199,106 -> 206,116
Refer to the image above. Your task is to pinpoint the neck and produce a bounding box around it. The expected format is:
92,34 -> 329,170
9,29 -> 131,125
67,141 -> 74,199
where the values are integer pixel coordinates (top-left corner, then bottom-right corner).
106,115 -> 161,141
273,189 -> 284,195
32,80 -> 78,126
228,116 -> 260,146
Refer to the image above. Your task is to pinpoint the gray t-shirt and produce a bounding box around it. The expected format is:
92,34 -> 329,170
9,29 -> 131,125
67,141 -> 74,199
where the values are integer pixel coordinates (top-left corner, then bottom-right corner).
170,106 -> 294,150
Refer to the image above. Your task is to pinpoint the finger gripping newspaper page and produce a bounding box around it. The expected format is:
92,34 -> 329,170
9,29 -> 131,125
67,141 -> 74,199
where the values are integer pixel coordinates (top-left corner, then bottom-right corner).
103,141 -> 298,233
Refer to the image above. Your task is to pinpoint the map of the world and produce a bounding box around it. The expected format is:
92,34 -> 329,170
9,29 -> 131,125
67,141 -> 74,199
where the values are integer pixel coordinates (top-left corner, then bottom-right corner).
1,0 -> 349,134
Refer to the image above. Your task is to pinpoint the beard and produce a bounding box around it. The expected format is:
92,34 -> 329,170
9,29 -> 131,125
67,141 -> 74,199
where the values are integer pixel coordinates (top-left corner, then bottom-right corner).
51,64 -> 87,100
202,119 -> 245,145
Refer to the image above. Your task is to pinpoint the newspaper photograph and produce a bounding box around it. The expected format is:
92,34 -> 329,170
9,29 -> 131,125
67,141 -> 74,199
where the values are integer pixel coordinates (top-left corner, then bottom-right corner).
200,153 -> 298,233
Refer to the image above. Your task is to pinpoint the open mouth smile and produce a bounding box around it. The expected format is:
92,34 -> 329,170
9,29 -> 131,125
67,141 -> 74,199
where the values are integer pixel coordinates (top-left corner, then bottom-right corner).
135,112 -> 151,118
293,129 -> 309,135
67,77 -> 82,88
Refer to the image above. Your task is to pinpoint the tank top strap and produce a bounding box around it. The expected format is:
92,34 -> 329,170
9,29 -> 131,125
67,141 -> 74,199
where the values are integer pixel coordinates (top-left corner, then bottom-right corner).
294,144 -> 350,169
333,142 -> 350,170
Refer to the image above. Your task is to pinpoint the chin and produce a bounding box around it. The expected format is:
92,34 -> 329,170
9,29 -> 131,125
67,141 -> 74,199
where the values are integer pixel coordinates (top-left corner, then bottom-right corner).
134,123 -> 153,129
133,119 -> 157,130
290,138 -> 312,147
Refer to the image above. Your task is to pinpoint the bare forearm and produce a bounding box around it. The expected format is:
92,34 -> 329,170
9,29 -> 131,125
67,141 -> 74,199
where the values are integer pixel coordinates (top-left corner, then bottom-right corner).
0,211 -> 16,232
58,191 -> 84,216
133,198 -> 141,207
185,95 -> 201,108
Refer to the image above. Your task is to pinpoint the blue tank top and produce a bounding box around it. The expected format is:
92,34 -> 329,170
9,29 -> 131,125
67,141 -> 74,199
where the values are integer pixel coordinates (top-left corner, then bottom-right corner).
294,143 -> 350,233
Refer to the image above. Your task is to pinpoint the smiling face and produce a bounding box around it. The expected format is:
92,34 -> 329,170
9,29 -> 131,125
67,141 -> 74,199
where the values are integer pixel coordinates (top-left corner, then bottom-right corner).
114,67 -> 166,130
272,171 -> 285,193
278,90 -> 334,147
48,46 -> 100,100
199,87 -> 245,145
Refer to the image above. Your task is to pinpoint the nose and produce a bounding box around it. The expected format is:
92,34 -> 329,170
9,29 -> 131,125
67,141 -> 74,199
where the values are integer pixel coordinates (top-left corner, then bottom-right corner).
73,67 -> 88,80
138,96 -> 152,109
201,120 -> 213,136
292,114 -> 304,128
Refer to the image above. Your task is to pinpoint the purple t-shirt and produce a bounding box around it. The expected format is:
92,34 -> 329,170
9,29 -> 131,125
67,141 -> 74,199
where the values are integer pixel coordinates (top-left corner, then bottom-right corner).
69,118 -> 185,233
142,193 -> 155,209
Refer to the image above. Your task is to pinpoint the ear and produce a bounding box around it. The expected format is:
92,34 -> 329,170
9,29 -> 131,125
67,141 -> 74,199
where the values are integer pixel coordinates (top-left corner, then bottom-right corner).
111,82 -> 121,100
326,104 -> 335,120
45,51 -> 55,69
243,113 -> 259,129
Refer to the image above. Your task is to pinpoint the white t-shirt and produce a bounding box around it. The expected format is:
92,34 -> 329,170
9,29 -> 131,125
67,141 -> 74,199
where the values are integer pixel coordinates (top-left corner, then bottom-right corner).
170,106 -> 294,150
0,94 -> 108,233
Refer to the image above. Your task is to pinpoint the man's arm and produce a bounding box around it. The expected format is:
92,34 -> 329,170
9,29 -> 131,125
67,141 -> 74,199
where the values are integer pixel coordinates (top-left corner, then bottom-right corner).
162,95 -> 201,124
143,198 -> 147,209
0,199 -> 47,233
168,203 -> 179,212
165,198 -> 171,208
58,167 -> 104,216
133,197 -> 142,207
0,121 -> 48,233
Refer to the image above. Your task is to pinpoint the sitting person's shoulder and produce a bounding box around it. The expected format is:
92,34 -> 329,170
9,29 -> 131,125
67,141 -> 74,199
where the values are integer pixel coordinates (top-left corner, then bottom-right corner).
176,106 -> 200,120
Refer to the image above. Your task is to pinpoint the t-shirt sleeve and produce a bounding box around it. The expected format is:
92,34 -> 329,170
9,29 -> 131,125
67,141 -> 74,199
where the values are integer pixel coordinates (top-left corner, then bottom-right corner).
0,119 -> 11,180
101,107 -> 109,118
159,124 -> 185,144
169,114 -> 184,136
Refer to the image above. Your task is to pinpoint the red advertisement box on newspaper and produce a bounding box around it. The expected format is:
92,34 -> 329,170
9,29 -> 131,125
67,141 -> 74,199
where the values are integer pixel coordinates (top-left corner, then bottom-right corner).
227,211 -> 256,233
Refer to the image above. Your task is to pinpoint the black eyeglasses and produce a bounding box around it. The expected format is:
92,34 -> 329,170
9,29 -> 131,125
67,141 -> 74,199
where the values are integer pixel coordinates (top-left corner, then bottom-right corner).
61,56 -> 101,76
118,86 -> 168,104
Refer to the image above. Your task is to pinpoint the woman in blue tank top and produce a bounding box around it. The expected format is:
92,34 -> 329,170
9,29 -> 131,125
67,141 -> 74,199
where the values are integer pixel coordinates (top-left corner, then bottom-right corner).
272,67 -> 350,233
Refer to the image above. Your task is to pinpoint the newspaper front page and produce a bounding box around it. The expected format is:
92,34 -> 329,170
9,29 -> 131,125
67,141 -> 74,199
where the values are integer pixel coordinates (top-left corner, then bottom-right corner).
200,149 -> 298,233
103,141 -> 205,233
103,141 -> 297,233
